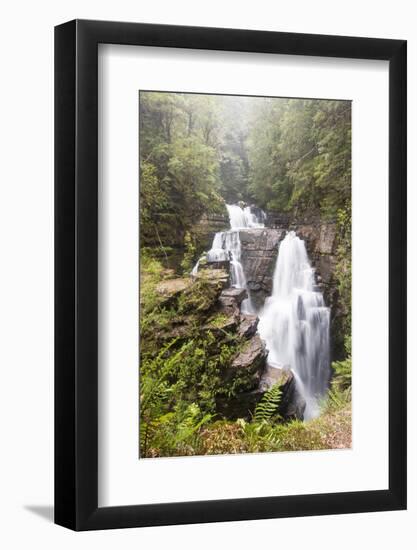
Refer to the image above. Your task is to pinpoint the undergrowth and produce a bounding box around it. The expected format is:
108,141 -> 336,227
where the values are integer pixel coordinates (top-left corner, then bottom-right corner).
140,254 -> 352,458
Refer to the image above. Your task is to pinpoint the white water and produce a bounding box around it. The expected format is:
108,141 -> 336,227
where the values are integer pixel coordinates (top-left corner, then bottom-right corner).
258,231 -> 330,419
192,207 -> 330,420
192,204 -> 265,313
226,204 -> 266,229
207,230 -> 247,288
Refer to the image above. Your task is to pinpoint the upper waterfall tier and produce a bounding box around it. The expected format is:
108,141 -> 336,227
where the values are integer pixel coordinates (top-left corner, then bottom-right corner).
194,203 -> 266,313
226,204 -> 266,229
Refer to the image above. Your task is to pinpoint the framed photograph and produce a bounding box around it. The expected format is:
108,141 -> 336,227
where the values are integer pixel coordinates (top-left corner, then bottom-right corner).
55,20 -> 406,530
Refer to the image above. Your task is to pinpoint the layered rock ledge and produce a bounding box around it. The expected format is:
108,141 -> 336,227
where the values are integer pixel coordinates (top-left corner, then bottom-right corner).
238,228 -> 284,309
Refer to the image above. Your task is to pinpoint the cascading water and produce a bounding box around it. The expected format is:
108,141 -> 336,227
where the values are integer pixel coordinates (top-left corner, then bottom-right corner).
192,204 -> 265,313
226,204 -> 266,229
192,207 -> 330,420
258,231 -> 330,419
207,231 -> 246,288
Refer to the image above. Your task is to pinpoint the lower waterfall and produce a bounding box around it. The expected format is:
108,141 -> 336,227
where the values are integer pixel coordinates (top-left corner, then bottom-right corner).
258,231 -> 330,419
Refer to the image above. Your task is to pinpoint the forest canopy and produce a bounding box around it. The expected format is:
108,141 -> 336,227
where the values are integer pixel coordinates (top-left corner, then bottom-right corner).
139,91 -> 351,245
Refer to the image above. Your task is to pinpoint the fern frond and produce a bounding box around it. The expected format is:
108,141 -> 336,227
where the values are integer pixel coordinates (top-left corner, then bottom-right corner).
331,357 -> 352,391
253,383 -> 282,423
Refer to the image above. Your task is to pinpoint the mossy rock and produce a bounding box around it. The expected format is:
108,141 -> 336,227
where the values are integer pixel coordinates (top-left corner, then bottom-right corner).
202,312 -> 238,337
221,335 -> 268,395
178,276 -> 225,315
196,267 -> 229,288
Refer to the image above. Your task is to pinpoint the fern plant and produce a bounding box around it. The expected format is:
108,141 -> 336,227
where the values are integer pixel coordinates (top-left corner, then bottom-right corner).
331,357 -> 352,391
173,403 -> 212,448
253,383 -> 282,423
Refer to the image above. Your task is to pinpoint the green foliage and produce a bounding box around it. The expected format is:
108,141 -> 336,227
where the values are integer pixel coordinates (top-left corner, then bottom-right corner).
139,92 -> 353,457
332,357 -> 352,391
139,266 -> 243,457
207,313 -> 229,328
247,98 -> 351,217
140,92 -> 227,248
334,207 -> 352,342
140,338 -> 206,456
180,231 -> 196,274
141,397 -> 213,458
331,334 -> 352,392
177,277 -> 222,314
199,404 -> 351,455
139,252 -> 165,315
140,331 -> 241,457
253,383 -> 282,423
140,161 -> 168,228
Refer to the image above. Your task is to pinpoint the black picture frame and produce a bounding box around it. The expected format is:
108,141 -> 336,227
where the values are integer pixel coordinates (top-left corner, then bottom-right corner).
55,19 -> 407,531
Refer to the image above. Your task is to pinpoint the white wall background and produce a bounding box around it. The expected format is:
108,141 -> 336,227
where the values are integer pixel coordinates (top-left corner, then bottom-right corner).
0,0 -> 414,547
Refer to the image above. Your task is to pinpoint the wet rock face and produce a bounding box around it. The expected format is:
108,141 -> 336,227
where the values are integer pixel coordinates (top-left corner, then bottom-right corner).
261,220 -> 338,307
192,213 -> 230,255
238,223 -> 338,311
265,212 -> 337,280
238,228 -> 285,309
239,221 -> 342,353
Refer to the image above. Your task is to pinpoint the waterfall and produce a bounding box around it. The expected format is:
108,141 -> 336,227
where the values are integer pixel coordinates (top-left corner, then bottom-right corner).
192,207 -> 330,420
207,230 -> 246,288
226,204 -> 265,229
192,204 -> 265,313
258,231 -> 330,419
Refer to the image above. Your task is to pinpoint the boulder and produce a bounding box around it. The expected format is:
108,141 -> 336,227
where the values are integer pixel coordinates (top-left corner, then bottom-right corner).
154,316 -> 197,342
202,312 -> 238,336
155,278 -> 192,307
219,287 -> 248,317
222,334 -> 267,392
176,271 -> 228,315
260,365 -> 306,420
220,287 -> 248,305
232,334 -> 267,370
258,363 -> 292,391
205,259 -> 230,271
238,314 -> 259,339
197,267 -> 230,289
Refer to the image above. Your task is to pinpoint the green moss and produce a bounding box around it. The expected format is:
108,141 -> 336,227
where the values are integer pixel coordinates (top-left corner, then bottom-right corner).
207,313 -> 229,328
177,278 -> 222,314
180,231 -> 197,274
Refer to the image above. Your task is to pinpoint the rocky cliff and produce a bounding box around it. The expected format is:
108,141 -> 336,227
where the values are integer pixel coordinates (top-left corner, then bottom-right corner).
192,213 -> 230,256
191,211 -> 344,358
238,228 -> 284,310
237,223 -> 338,310
147,266 -> 304,421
